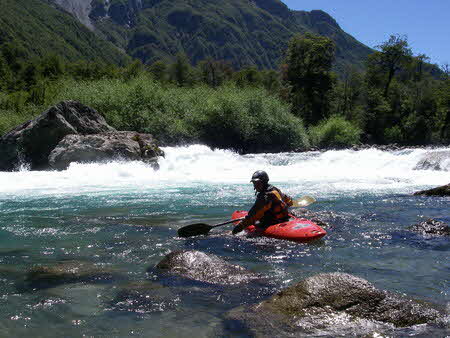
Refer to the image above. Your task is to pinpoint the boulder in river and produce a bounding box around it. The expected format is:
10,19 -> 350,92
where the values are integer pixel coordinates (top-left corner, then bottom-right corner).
0,101 -> 114,171
414,183 -> 450,196
226,272 -> 446,336
155,250 -> 262,285
48,131 -> 164,170
409,218 -> 449,237
0,100 -> 164,171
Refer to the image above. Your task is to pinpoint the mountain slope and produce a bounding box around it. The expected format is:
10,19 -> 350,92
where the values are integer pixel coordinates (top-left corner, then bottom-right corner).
0,0 -> 129,64
85,0 -> 374,70
5,0 -> 373,71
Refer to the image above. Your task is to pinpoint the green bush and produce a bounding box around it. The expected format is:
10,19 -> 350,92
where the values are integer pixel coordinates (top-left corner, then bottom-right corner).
197,85 -> 309,152
51,74 -> 309,152
0,91 -> 41,135
384,125 -> 404,144
309,115 -> 361,148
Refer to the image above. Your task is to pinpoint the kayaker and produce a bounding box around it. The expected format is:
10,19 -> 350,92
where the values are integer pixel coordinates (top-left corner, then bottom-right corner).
232,170 -> 293,235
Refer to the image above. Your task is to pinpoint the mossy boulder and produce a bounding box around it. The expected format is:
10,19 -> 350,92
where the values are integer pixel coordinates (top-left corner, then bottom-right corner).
226,273 -> 446,336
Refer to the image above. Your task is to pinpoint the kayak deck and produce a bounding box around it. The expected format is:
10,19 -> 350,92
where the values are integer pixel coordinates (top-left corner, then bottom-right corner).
231,210 -> 326,242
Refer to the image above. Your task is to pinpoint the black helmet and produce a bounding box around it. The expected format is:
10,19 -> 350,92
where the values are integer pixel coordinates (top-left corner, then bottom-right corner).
250,170 -> 269,183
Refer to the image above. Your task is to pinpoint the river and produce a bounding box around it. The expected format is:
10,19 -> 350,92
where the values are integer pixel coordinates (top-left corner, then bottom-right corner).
0,145 -> 449,337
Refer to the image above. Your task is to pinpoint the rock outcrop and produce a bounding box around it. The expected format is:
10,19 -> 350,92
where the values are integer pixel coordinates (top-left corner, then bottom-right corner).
0,101 -> 163,171
49,131 -> 164,170
414,183 -> 450,196
155,250 -> 262,285
226,273 -> 446,336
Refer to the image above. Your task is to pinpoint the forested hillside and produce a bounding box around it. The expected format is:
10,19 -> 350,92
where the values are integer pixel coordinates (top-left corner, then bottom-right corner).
0,0 -> 129,64
49,0 -> 373,71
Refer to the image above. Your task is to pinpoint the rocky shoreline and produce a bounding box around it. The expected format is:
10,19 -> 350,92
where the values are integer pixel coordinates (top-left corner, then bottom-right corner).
0,101 -> 164,171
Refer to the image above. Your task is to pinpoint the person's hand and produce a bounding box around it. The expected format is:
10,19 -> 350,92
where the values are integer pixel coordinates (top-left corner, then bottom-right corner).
232,221 -> 245,235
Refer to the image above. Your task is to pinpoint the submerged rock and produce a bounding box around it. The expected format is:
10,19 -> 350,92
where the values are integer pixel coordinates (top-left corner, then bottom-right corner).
414,151 -> 450,171
155,250 -> 262,285
226,273 -> 446,336
414,183 -> 450,196
111,281 -> 177,313
48,131 -> 164,170
409,218 -> 449,237
23,261 -> 123,289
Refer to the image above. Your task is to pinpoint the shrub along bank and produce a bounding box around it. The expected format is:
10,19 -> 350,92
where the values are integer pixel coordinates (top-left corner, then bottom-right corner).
0,74 -> 310,153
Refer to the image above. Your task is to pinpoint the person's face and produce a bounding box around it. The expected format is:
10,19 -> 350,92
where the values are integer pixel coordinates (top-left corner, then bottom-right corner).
252,180 -> 264,192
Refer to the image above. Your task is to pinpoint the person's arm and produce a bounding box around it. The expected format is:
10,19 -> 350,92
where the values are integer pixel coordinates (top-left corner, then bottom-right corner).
282,191 -> 293,207
232,194 -> 271,234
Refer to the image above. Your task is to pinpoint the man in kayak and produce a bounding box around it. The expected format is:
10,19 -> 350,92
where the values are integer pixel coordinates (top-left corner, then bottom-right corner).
232,170 -> 293,235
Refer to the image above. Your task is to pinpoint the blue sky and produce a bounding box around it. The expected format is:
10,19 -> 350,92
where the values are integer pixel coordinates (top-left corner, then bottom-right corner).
282,0 -> 449,67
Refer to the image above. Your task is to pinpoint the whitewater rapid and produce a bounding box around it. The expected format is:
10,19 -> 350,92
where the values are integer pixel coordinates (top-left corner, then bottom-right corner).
0,145 -> 449,198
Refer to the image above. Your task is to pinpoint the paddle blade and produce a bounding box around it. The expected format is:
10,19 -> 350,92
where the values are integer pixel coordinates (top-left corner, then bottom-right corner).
292,196 -> 316,207
177,223 -> 213,238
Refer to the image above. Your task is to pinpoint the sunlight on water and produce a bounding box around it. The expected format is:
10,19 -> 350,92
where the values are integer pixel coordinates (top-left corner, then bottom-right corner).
0,146 -> 449,337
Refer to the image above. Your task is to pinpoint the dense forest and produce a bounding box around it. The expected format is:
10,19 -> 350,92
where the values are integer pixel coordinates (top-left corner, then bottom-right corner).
0,33 -> 449,153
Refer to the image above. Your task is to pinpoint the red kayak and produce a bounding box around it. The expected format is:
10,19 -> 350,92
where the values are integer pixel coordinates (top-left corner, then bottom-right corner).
231,210 -> 326,242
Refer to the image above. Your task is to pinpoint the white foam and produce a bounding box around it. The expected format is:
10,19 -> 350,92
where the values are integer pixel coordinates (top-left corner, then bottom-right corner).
0,145 -> 449,198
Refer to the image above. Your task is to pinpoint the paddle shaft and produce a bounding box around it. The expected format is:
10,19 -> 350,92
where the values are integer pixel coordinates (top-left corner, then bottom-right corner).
210,217 -> 245,229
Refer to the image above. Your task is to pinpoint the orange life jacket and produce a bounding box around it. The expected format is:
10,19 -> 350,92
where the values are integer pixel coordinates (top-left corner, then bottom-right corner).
242,185 -> 293,227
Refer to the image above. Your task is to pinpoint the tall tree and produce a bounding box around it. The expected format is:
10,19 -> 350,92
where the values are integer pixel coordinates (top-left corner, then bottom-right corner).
169,53 -> 194,87
367,35 -> 412,98
282,33 -> 335,125
233,66 -> 263,88
0,53 -> 12,91
197,58 -> 233,88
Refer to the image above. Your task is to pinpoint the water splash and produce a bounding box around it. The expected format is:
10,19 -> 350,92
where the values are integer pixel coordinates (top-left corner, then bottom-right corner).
0,145 -> 448,198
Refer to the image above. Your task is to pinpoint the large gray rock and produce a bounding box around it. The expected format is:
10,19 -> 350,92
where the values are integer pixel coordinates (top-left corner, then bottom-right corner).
226,273 -> 446,336
414,183 -> 450,196
414,150 -> 450,171
49,131 -> 164,170
155,250 -> 262,285
0,101 -> 114,171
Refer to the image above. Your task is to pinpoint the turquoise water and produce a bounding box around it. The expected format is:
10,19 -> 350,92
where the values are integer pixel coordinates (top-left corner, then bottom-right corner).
0,146 -> 449,337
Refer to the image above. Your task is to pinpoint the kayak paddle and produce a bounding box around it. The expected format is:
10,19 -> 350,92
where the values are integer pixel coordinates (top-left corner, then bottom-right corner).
177,217 -> 245,238
177,196 -> 316,238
